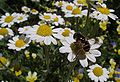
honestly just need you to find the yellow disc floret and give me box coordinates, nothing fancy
[0,57,7,68]
[77,0,86,4]
[43,15,51,19]
[0,28,8,36]
[4,16,14,23]
[62,29,70,37]
[66,5,73,10]
[58,1,63,6]
[31,9,37,12]
[99,21,108,31]
[72,8,81,15]
[15,39,26,48]
[37,24,52,36]
[97,7,110,15]
[93,67,103,77]
[18,16,23,20]
[54,17,59,22]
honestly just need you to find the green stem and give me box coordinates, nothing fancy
[76,17,79,32]
[23,0,27,5]
[44,46,50,74]
[84,68,90,82]
[84,0,91,28]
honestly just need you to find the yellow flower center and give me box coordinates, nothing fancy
[15,70,22,76]
[93,67,103,77]
[31,9,37,12]
[99,21,108,31]
[18,16,23,20]
[0,57,7,67]
[72,8,81,15]
[54,17,59,22]
[58,2,63,6]
[62,29,70,37]
[97,7,110,15]
[43,15,51,19]
[24,8,29,11]
[26,73,37,82]
[37,24,52,36]
[66,5,73,11]
[15,39,26,48]
[0,28,8,36]
[74,77,79,82]
[27,77,37,82]
[77,0,86,4]
[4,16,14,23]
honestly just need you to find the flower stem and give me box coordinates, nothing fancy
[84,0,91,28]
[43,45,50,75]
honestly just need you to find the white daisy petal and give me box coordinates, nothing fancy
[59,46,71,53]
[67,53,76,62]
[89,50,101,57]
[90,44,101,49]
[52,28,63,32]
[79,58,88,67]
[44,37,51,45]
[86,53,96,62]
[108,13,118,20]
[88,39,95,45]
[50,36,57,45]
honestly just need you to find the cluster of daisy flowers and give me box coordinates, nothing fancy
[0,0,119,82]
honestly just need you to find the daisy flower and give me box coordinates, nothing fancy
[87,64,109,82]
[30,9,39,15]
[55,1,66,7]
[52,14,65,26]
[91,2,118,21]
[39,13,53,22]
[28,24,57,45]
[73,0,88,6]
[15,13,29,23]
[59,36,102,67]
[61,2,75,13]
[52,28,75,44]
[21,6,30,13]
[0,13,17,27]
[0,27,14,40]
[7,35,30,51]
[65,7,88,17]
[26,71,37,82]
[18,26,32,35]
